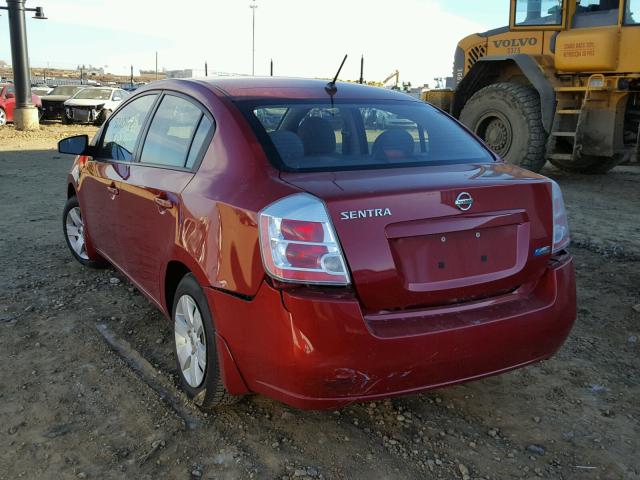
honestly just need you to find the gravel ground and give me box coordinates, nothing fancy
[0,124,638,480]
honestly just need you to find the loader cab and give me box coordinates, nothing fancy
[508,0,628,30]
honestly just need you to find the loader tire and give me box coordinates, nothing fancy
[549,153,625,174]
[460,82,547,172]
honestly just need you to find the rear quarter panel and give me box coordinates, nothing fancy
[170,83,297,297]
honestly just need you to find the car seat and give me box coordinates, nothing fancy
[269,130,304,164]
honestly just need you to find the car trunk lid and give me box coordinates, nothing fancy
[280,163,554,313]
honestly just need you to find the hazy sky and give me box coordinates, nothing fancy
[0,0,506,86]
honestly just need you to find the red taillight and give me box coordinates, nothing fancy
[285,243,328,269]
[280,219,324,242]
[259,194,350,286]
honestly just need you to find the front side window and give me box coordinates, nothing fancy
[244,100,493,172]
[515,0,564,26]
[140,95,210,168]
[98,94,158,161]
[625,0,640,23]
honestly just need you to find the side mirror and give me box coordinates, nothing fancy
[58,135,90,155]
[6,92,15,99]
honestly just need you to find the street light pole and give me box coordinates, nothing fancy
[250,0,257,75]
[2,0,45,130]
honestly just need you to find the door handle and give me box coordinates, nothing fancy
[154,196,173,209]
[107,184,119,196]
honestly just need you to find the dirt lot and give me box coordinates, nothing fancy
[0,124,638,480]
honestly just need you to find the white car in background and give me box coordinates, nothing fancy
[63,87,128,125]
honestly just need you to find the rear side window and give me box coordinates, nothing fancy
[186,116,213,169]
[140,95,211,169]
[98,94,158,161]
[243,100,493,172]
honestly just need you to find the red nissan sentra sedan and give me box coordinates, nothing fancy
[57,78,576,410]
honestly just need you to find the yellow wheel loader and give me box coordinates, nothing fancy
[424,0,640,173]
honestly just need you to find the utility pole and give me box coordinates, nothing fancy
[250,0,257,75]
[130,65,133,89]
[80,64,85,85]
[155,51,158,81]
[359,55,364,84]
[204,61,208,77]
[1,0,47,130]
[270,59,273,77]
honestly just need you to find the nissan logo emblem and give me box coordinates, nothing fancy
[455,192,473,211]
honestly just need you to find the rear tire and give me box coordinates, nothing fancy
[0,107,6,126]
[172,274,239,409]
[549,153,625,174]
[460,82,547,172]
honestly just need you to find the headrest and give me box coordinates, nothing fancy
[371,129,415,161]
[297,116,337,155]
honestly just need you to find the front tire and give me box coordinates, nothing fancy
[0,107,6,126]
[172,274,239,409]
[62,196,105,268]
[460,82,547,172]
[95,109,112,126]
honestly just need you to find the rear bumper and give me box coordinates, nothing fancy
[207,254,576,410]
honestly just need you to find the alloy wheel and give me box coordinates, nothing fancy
[65,206,89,260]
[174,294,207,388]
[0,108,6,126]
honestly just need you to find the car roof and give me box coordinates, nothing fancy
[143,77,420,102]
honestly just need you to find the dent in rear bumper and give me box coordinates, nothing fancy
[207,255,576,409]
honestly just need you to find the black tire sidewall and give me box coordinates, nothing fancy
[549,154,623,174]
[171,274,221,407]
[460,83,546,172]
[96,109,112,126]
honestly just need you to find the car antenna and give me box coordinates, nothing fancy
[325,54,348,98]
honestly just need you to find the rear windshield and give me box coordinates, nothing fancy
[238,99,494,172]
